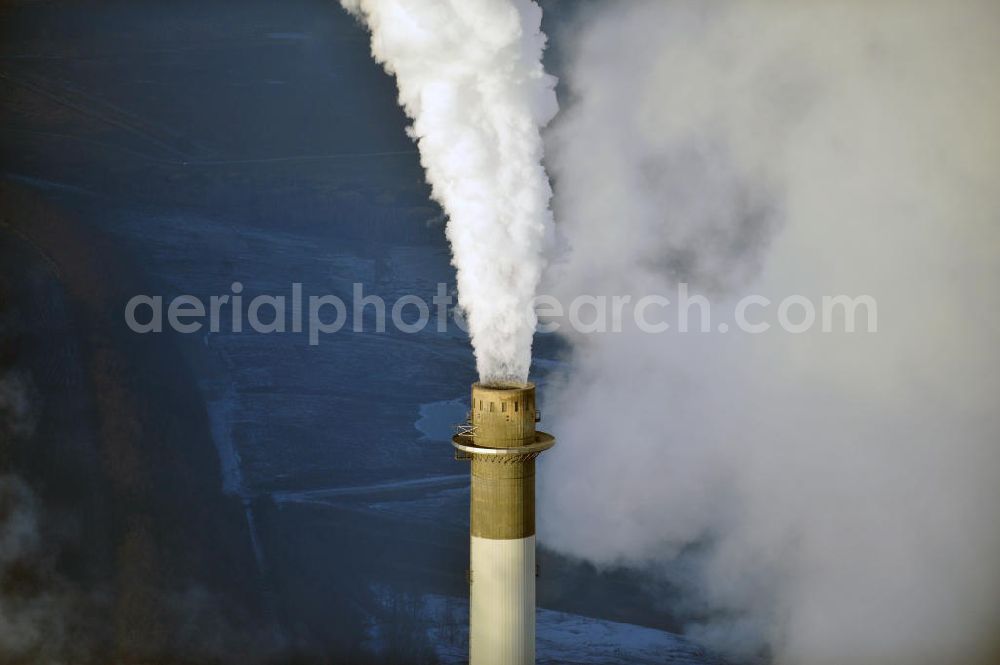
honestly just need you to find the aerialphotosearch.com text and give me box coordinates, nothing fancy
[124,282,878,344]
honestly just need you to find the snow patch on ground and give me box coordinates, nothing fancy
[415,398,467,442]
[364,588,727,665]
[201,382,244,496]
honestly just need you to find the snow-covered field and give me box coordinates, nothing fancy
[366,591,728,665]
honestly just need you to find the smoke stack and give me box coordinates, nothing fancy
[453,381,555,665]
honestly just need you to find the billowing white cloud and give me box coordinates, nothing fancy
[539,2,1000,663]
[342,0,558,384]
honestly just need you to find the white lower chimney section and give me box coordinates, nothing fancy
[470,535,536,665]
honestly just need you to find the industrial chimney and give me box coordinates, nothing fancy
[452,381,555,665]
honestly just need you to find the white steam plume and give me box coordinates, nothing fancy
[540,2,1000,664]
[340,0,558,384]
